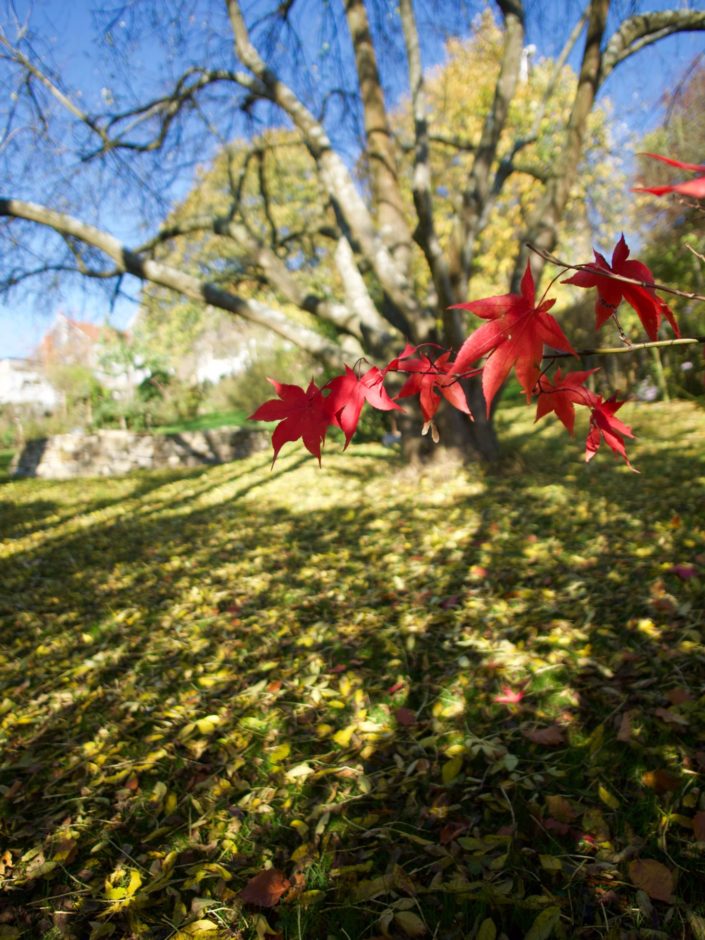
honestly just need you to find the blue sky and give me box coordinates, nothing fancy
[1,0,703,359]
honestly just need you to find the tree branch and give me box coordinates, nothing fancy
[225,0,424,337]
[343,0,412,270]
[529,243,705,303]
[399,0,452,312]
[601,11,705,84]
[0,197,348,367]
[450,0,526,306]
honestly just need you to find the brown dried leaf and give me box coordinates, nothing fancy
[642,769,680,794]
[665,687,692,706]
[240,869,291,908]
[616,710,635,743]
[545,795,577,823]
[523,725,566,746]
[693,811,705,842]
[653,707,688,727]
[628,859,674,902]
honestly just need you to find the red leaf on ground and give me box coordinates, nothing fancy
[395,707,417,727]
[669,564,698,580]
[240,868,291,907]
[493,685,525,705]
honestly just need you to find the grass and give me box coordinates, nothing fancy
[154,409,248,435]
[0,449,13,480]
[0,401,704,939]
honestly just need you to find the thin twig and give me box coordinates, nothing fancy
[546,337,705,358]
[528,243,705,303]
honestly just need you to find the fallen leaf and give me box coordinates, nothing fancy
[669,564,697,580]
[240,869,290,908]
[642,770,680,794]
[395,707,417,727]
[693,812,705,842]
[493,685,525,705]
[545,795,577,823]
[525,905,561,940]
[523,725,565,746]
[476,919,497,940]
[616,710,635,743]
[598,785,620,810]
[393,910,427,937]
[665,687,692,706]
[653,707,688,727]
[628,859,674,902]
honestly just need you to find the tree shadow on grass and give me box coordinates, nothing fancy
[0,438,704,938]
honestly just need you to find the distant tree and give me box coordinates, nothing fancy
[1,1,704,459]
[634,62,705,399]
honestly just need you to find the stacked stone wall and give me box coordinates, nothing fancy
[11,427,268,479]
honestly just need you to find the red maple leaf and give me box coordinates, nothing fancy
[493,685,525,705]
[633,153,705,199]
[452,262,576,415]
[395,350,474,423]
[534,368,598,434]
[586,395,637,470]
[563,235,679,341]
[240,868,291,907]
[325,365,402,448]
[249,378,332,465]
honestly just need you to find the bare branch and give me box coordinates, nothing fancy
[0,197,347,366]
[548,336,705,359]
[225,0,424,335]
[601,11,705,84]
[449,0,526,307]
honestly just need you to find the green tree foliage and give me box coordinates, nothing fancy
[635,64,705,399]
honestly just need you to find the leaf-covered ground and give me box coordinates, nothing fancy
[1,402,704,940]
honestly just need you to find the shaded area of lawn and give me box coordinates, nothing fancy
[0,402,704,939]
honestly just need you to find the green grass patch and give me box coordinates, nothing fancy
[154,408,248,434]
[0,402,704,938]
[0,449,13,480]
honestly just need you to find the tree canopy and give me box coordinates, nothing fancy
[1,0,704,458]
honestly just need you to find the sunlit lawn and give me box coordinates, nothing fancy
[0,402,704,939]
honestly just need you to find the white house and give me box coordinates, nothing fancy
[0,358,59,409]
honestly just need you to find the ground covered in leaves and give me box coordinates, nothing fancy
[1,402,704,940]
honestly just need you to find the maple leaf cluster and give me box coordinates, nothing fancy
[251,229,684,472]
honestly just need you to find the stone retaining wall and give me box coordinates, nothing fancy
[11,427,269,479]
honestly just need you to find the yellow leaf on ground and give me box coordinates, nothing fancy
[476,919,497,940]
[442,756,462,784]
[598,785,620,809]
